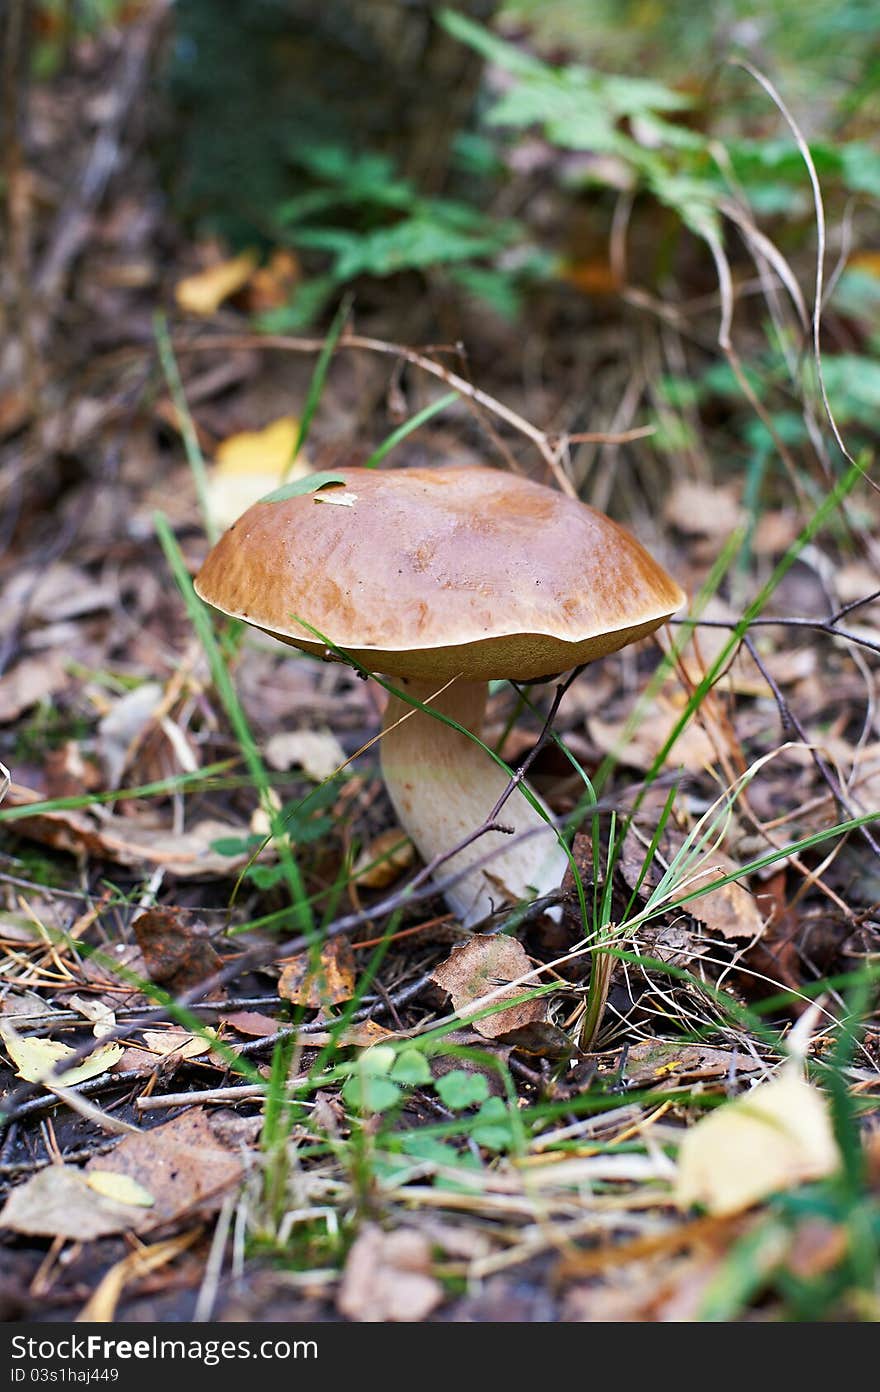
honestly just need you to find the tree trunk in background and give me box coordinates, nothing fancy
[167,0,498,240]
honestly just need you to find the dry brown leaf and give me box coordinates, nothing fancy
[132,908,223,993]
[278,937,356,1008]
[683,855,765,941]
[304,1019,396,1049]
[0,1165,146,1240]
[337,1224,442,1322]
[590,699,719,773]
[3,783,253,877]
[0,652,69,724]
[83,1109,244,1231]
[599,1039,765,1087]
[244,248,300,311]
[353,827,416,889]
[431,935,546,1039]
[676,1069,840,1216]
[663,480,744,538]
[264,728,346,782]
[221,1009,281,1038]
[174,249,258,315]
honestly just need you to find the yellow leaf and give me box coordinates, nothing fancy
[140,1029,214,1060]
[207,416,311,528]
[675,1069,840,1216]
[86,1171,155,1207]
[174,250,258,316]
[0,1028,123,1086]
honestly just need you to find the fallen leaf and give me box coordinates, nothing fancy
[675,1069,840,1216]
[174,249,258,315]
[86,1171,155,1207]
[67,993,117,1039]
[684,859,766,941]
[83,1109,244,1230]
[221,1009,281,1038]
[0,1166,146,1240]
[2,782,254,877]
[590,699,719,773]
[77,1230,198,1323]
[140,1028,214,1060]
[352,827,416,889]
[278,937,356,1008]
[207,415,311,529]
[0,1028,123,1086]
[0,652,69,724]
[663,480,744,538]
[337,1224,443,1322]
[264,728,347,782]
[597,1039,765,1086]
[96,682,163,786]
[244,248,301,312]
[304,1019,396,1049]
[132,908,223,994]
[431,935,546,1039]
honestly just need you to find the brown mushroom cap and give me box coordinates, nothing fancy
[194,465,686,682]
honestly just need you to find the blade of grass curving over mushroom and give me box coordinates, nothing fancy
[283,292,353,478]
[155,511,314,938]
[362,390,459,469]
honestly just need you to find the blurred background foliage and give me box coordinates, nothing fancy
[20,0,880,495]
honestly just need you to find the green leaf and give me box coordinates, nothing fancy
[471,1096,515,1151]
[259,473,347,504]
[341,1073,401,1114]
[434,1069,490,1111]
[390,1050,433,1086]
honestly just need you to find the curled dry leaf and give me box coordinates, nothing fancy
[174,249,258,315]
[0,651,69,724]
[353,827,416,890]
[675,1069,840,1216]
[3,782,253,878]
[278,936,356,1009]
[337,1223,443,1323]
[598,1039,765,1087]
[132,908,223,994]
[431,934,546,1040]
[304,1019,396,1049]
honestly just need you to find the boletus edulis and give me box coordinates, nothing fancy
[194,466,685,927]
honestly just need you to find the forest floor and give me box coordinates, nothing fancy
[1,10,878,1324]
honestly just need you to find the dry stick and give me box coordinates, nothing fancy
[671,611,880,661]
[172,333,653,495]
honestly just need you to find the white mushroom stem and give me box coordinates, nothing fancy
[379,678,568,928]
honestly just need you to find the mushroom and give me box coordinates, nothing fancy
[194,466,685,927]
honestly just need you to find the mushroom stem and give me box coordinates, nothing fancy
[379,678,567,928]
